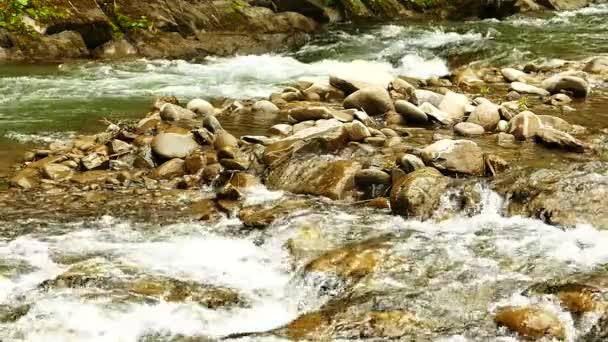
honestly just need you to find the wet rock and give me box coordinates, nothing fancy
[345,121,371,142]
[193,128,215,145]
[584,56,608,74]
[160,103,197,121]
[420,139,485,176]
[496,120,509,132]
[109,139,132,155]
[467,101,500,131]
[10,168,40,189]
[190,199,221,221]
[535,127,588,152]
[343,87,395,116]
[413,89,444,107]
[220,157,250,171]
[42,164,73,181]
[0,304,30,323]
[582,313,608,341]
[364,137,386,146]
[399,154,425,173]
[454,122,485,137]
[288,106,333,122]
[484,153,509,176]
[268,124,292,136]
[92,38,137,59]
[152,158,185,179]
[203,115,223,133]
[542,75,590,97]
[390,167,449,219]
[152,133,199,159]
[438,91,469,122]
[214,131,239,159]
[329,71,392,95]
[71,170,113,185]
[228,172,259,190]
[252,100,279,114]
[81,152,109,170]
[184,151,206,174]
[240,200,311,228]
[508,111,543,140]
[501,67,535,83]
[526,282,603,315]
[496,161,608,227]
[510,82,550,96]
[394,100,428,124]
[419,102,452,125]
[186,99,215,116]
[499,101,520,121]
[265,157,360,200]
[355,168,391,186]
[538,115,584,135]
[496,132,516,146]
[495,306,565,340]
[547,93,572,106]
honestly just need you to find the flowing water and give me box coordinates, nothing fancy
[1,4,608,341]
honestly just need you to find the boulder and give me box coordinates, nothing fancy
[535,127,588,152]
[42,164,73,181]
[508,111,543,140]
[420,139,485,175]
[584,56,608,74]
[152,133,199,159]
[438,91,469,122]
[214,131,239,159]
[510,82,550,96]
[160,103,197,121]
[265,157,360,200]
[10,168,40,190]
[268,124,292,136]
[418,102,452,125]
[538,115,583,135]
[541,75,590,97]
[413,89,444,107]
[399,154,425,173]
[345,121,371,142]
[92,39,137,59]
[467,101,500,130]
[81,152,108,170]
[288,106,333,122]
[496,120,509,132]
[355,169,391,186]
[454,122,485,137]
[252,100,279,114]
[547,93,572,106]
[501,67,535,83]
[394,100,428,124]
[343,87,395,116]
[203,115,223,133]
[152,158,185,179]
[495,306,565,340]
[329,67,393,95]
[186,99,215,116]
[390,167,449,219]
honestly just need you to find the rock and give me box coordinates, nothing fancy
[495,306,565,340]
[547,93,572,106]
[484,154,509,176]
[42,164,73,181]
[438,91,469,122]
[345,121,371,142]
[228,172,259,190]
[413,89,444,107]
[10,168,40,189]
[541,75,590,97]
[367,197,391,209]
[584,56,608,74]
[454,122,485,137]
[501,68,535,83]
[582,313,608,341]
[252,100,279,114]
[186,99,215,116]
[265,157,360,200]
[160,103,197,121]
[418,102,452,125]
[496,161,608,228]
[269,124,292,136]
[510,82,550,96]
[526,282,603,315]
[152,158,185,179]
[190,199,220,221]
[343,87,395,116]
[380,128,398,137]
[193,128,215,145]
[184,152,207,174]
[81,152,108,170]
[499,101,520,120]
[329,68,393,95]
[288,106,333,122]
[92,38,137,59]
[220,157,250,171]
[355,169,391,186]
[508,111,543,140]
[203,115,223,133]
[420,139,485,176]
[399,154,425,173]
[535,127,588,152]
[240,200,310,228]
[109,139,132,155]
[467,102,500,130]
[538,115,582,135]
[496,120,509,132]
[496,132,516,146]
[390,167,449,219]
[214,131,239,159]
[394,100,428,124]
[389,78,416,98]
[152,133,199,159]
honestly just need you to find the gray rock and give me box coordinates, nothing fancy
[547,93,572,106]
[438,91,469,122]
[541,75,590,97]
[496,132,516,146]
[81,153,109,170]
[160,103,197,121]
[535,127,588,152]
[420,139,485,175]
[203,115,223,133]
[496,120,509,133]
[187,99,215,116]
[293,121,315,133]
[467,101,500,131]
[419,102,452,126]
[584,56,608,74]
[501,68,535,83]
[399,154,425,173]
[394,100,428,124]
[508,111,543,140]
[454,122,485,137]
[110,139,132,155]
[152,133,199,159]
[354,168,391,186]
[413,89,444,107]
[343,87,395,116]
[345,121,371,142]
[252,100,279,114]
[499,101,520,120]
[510,82,550,96]
[390,167,449,219]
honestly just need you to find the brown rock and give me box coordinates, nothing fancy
[495,306,565,340]
[390,167,449,219]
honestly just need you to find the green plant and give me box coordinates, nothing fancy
[517,96,529,111]
[0,0,66,33]
[479,86,490,96]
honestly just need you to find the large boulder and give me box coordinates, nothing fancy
[420,139,485,176]
[467,101,500,131]
[541,75,590,97]
[390,167,449,219]
[152,132,199,159]
[507,111,543,140]
[343,87,395,116]
[265,156,361,200]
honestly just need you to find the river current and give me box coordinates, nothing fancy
[1,4,608,341]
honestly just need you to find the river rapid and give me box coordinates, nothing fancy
[1,4,608,342]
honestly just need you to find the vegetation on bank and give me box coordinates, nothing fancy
[0,0,66,32]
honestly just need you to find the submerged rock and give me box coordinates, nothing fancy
[542,74,590,97]
[495,306,565,340]
[454,122,485,137]
[390,167,449,219]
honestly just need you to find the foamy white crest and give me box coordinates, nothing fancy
[557,3,608,17]
[4,131,76,144]
[408,29,486,48]
[398,54,450,79]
